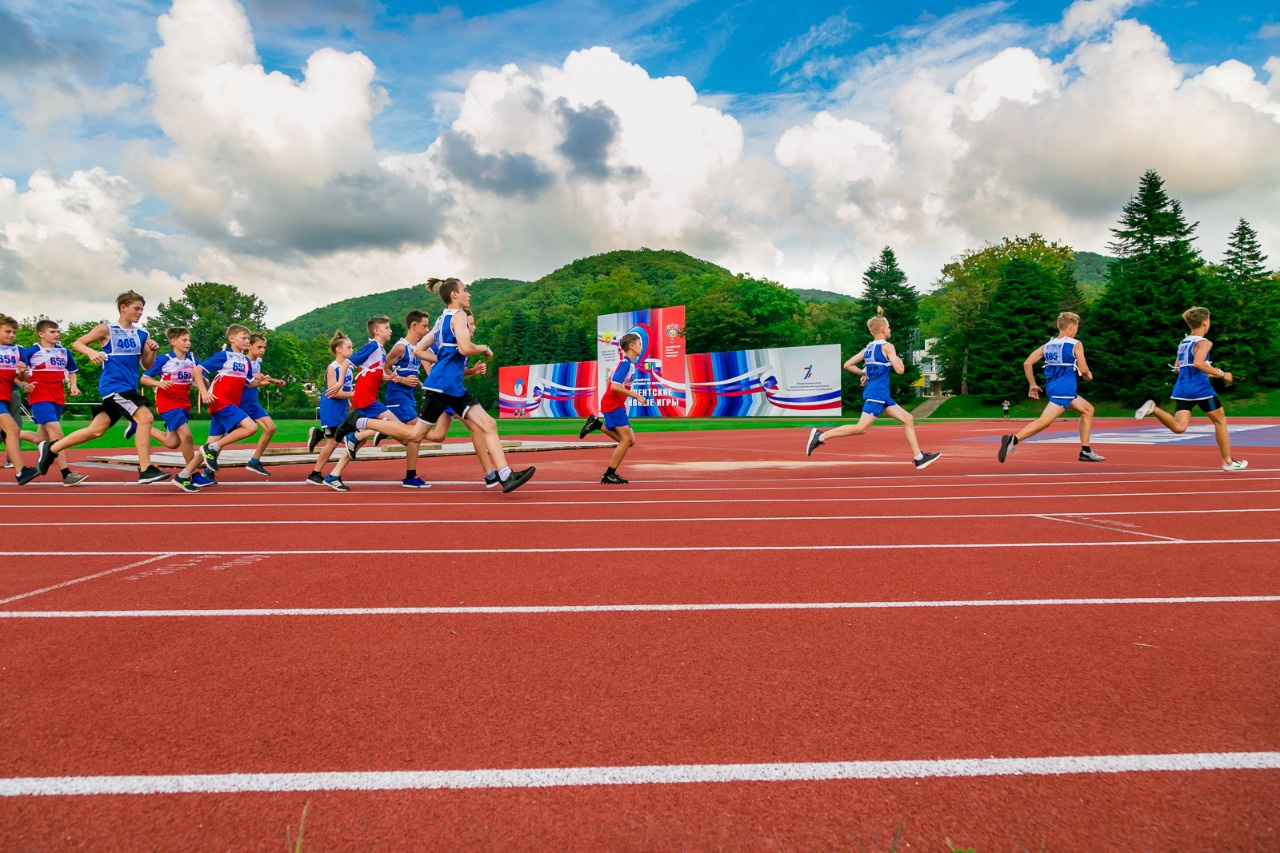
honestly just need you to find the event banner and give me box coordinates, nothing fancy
[497,361,597,418]
[596,306,687,418]
[685,344,843,417]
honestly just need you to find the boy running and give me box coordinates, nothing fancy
[242,333,287,476]
[1,315,36,483]
[306,331,357,492]
[805,309,941,469]
[1135,306,1247,472]
[579,332,645,484]
[35,290,169,484]
[173,324,259,491]
[382,310,431,488]
[997,312,1102,464]
[142,327,204,490]
[20,320,87,486]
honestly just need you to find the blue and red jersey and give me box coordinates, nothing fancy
[199,350,253,413]
[0,344,24,402]
[349,340,386,409]
[21,345,78,406]
[146,351,198,413]
[600,355,636,413]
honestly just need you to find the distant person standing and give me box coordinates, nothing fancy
[1002,399,1011,419]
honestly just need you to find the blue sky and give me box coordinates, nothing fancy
[1,0,1277,324]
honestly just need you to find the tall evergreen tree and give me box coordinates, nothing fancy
[1090,170,1206,403]
[1215,218,1280,389]
[965,259,1062,402]
[859,247,920,401]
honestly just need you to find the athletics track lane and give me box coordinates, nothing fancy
[1,421,1277,848]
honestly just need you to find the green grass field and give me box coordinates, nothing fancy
[10,389,1276,451]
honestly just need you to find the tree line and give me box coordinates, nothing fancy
[10,170,1275,417]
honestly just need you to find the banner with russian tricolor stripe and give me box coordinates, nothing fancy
[497,361,597,418]
[685,344,842,417]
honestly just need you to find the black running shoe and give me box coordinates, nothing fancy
[171,476,200,493]
[805,428,823,457]
[16,466,39,486]
[998,434,1015,463]
[334,410,360,440]
[913,451,942,470]
[306,427,322,454]
[305,471,325,486]
[501,466,536,493]
[373,431,388,447]
[61,472,89,487]
[200,442,220,471]
[579,414,601,439]
[601,472,629,485]
[138,466,171,484]
[36,440,56,476]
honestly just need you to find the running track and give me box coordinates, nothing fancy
[1,419,1277,848]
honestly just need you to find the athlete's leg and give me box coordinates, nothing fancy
[1068,397,1095,446]
[883,404,921,457]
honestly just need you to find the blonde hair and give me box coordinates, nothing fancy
[1182,306,1211,329]
[328,329,351,354]
[226,323,250,338]
[116,290,145,310]
[866,305,888,334]
[1056,312,1080,332]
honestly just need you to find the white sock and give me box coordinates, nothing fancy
[913,453,923,461]
[356,417,368,430]
[498,465,512,481]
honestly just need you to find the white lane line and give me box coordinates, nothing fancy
[2,487,1279,511]
[2,752,1276,796]
[4,538,1280,558]
[1034,515,1186,542]
[3,596,1277,619]
[0,555,176,606]
[2,507,1275,528]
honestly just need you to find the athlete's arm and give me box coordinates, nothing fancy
[842,350,866,376]
[1192,339,1231,382]
[1023,346,1045,398]
[1074,343,1093,381]
[71,323,110,365]
[453,312,491,358]
[883,342,905,374]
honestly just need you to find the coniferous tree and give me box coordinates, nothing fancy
[1216,219,1280,389]
[965,259,1062,402]
[859,247,921,401]
[1089,170,1206,403]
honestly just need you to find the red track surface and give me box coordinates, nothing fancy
[2,419,1277,849]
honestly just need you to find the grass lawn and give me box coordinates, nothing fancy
[11,388,1276,451]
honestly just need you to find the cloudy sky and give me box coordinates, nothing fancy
[1,0,1277,326]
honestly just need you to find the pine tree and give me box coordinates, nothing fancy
[1090,170,1205,403]
[860,247,921,401]
[966,259,1062,402]
[1216,219,1280,389]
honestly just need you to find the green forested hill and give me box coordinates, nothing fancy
[792,288,856,303]
[276,277,529,341]
[1071,250,1110,300]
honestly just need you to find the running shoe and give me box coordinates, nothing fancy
[192,471,217,488]
[601,472,629,485]
[138,466,171,484]
[306,427,322,454]
[501,466,536,493]
[324,475,350,492]
[200,442,220,471]
[1134,400,1156,420]
[805,428,823,457]
[1222,460,1249,472]
[579,414,602,439]
[36,440,56,476]
[373,432,388,447]
[344,433,364,461]
[123,420,137,440]
[1079,449,1106,462]
[334,410,360,440]
[998,434,1016,463]
[172,475,200,493]
[16,466,39,486]
[484,472,500,489]
[402,476,430,489]
[246,459,271,477]
[61,472,89,487]
[913,451,942,470]
[305,471,325,486]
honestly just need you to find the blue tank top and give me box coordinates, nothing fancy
[318,361,353,427]
[1042,336,1079,399]
[424,310,467,396]
[862,340,892,403]
[99,324,148,395]
[384,337,422,407]
[1172,335,1215,400]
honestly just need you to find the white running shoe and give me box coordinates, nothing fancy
[1135,400,1156,420]
[1222,460,1248,472]
[1078,449,1106,462]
